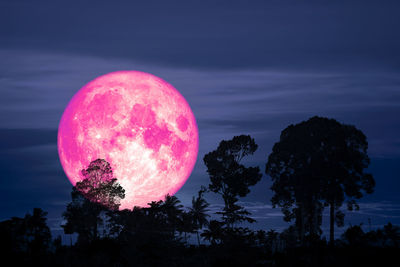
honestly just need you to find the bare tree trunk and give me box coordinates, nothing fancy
[329,202,334,246]
[197,231,201,246]
[313,202,318,236]
[299,203,305,246]
[94,220,98,241]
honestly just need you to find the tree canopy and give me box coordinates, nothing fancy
[62,159,125,244]
[204,135,262,228]
[266,116,375,244]
[76,158,125,210]
[0,208,51,255]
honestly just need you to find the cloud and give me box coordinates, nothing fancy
[2,50,400,159]
[0,129,57,150]
[1,48,400,234]
[1,1,399,70]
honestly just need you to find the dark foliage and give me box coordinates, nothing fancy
[189,187,210,245]
[76,158,125,210]
[62,158,125,245]
[0,208,52,265]
[266,116,375,244]
[1,118,398,266]
[204,135,262,228]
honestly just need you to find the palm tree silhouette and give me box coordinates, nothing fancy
[383,223,400,247]
[201,220,224,246]
[189,189,210,246]
[161,194,183,231]
[177,211,195,243]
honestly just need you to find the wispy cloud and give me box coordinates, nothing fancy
[1,49,400,158]
[1,49,400,233]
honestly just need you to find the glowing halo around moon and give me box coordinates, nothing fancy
[58,71,199,209]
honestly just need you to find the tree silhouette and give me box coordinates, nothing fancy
[188,187,210,245]
[201,220,224,245]
[279,225,298,249]
[177,211,195,243]
[0,208,51,255]
[24,208,52,255]
[114,206,164,247]
[266,116,375,245]
[62,187,104,244]
[161,194,184,232]
[253,230,267,247]
[112,207,147,245]
[341,224,365,247]
[341,222,400,248]
[204,135,262,228]
[266,229,279,252]
[76,159,125,210]
[62,159,125,245]
[382,222,400,247]
[113,195,186,249]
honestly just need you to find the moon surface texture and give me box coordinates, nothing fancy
[58,71,198,209]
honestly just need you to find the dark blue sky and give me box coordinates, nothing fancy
[1,0,400,237]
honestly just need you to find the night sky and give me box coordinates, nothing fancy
[1,0,400,238]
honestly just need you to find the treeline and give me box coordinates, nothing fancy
[1,206,399,266]
[0,116,399,266]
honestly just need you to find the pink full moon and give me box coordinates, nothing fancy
[58,71,199,209]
